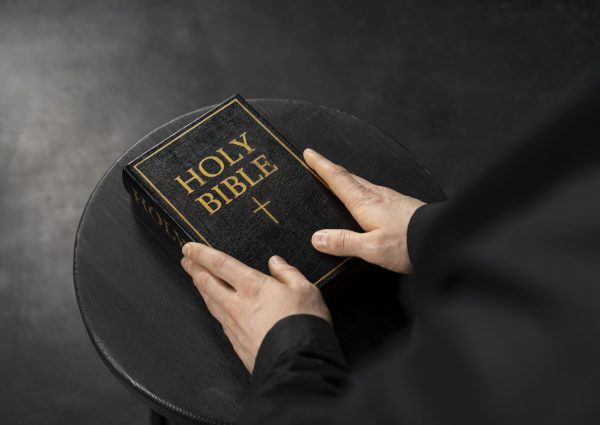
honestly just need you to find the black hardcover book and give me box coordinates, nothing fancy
[123,95,365,292]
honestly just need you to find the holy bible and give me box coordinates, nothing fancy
[123,95,364,292]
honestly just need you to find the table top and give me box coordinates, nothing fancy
[74,99,446,424]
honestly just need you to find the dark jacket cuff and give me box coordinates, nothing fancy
[407,202,447,270]
[252,314,345,384]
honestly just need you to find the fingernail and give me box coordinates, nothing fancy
[182,243,191,256]
[270,255,285,265]
[312,231,328,248]
[181,257,188,269]
[304,148,317,157]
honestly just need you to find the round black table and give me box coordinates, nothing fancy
[74,99,445,425]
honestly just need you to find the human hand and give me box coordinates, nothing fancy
[181,242,330,373]
[303,148,425,274]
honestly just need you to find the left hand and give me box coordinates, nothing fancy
[181,242,331,373]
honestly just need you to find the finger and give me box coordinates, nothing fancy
[268,255,308,286]
[181,258,232,325]
[311,228,372,257]
[181,257,234,303]
[182,242,270,293]
[349,172,377,189]
[303,148,367,210]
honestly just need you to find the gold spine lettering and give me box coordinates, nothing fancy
[164,220,187,247]
[163,219,176,240]
[148,206,163,225]
[132,188,149,212]
[131,187,189,248]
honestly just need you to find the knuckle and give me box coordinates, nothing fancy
[354,187,381,208]
[366,233,387,256]
[213,254,229,274]
[256,274,271,290]
[278,266,303,284]
[240,270,259,287]
[330,164,349,177]
[240,271,264,297]
[279,265,299,274]
[194,272,211,293]
[334,231,347,250]
[370,232,385,248]
[295,280,317,296]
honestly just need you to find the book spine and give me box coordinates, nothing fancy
[319,259,369,296]
[122,166,193,252]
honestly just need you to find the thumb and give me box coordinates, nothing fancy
[311,229,369,258]
[268,255,307,285]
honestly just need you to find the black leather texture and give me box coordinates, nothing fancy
[124,95,363,289]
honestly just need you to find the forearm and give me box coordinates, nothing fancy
[240,314,352,425]
[239,202,450,425]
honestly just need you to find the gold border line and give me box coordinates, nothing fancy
[132,100,239,246]
[235,101,329,187]
[314,256,352,285]
[135,99,238,168]
[132,168,212,246]
[133,98,350,284]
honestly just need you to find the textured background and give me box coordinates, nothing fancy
[1,1,599,424]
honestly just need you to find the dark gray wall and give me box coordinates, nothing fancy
[1,1,598,424]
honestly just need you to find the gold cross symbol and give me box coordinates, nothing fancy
[251,197,279,224]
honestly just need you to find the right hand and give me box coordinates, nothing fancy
[303,148,426,274]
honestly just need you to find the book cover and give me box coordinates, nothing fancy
[123,95,364,292]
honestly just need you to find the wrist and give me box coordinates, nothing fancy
[252,314,345,383]
[406,201,447,270]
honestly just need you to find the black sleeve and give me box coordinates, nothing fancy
[239,202,449,424]
[240,163,600,425]
[240,314,352,425]
[238,82,600,425]
[406,201,447,270]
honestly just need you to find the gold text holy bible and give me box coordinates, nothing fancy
[123,95,364,292]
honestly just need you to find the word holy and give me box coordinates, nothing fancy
[131,187,188,247]
[174,132,278,215]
